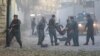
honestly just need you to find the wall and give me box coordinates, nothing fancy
[0,0,7,45]
[0,0,7,35]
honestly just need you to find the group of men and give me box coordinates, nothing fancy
[36,14,95,47]
[5,14,95,48]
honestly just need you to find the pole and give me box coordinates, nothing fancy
[6,0,11,46]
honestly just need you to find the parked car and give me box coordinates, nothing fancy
[76,13,98,35]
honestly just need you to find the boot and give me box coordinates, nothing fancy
[55,43,59,46]
[84,43,88,45]
[92,42,95,45]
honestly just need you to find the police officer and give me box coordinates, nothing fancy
[65,18,71,46]
[84,14,95,45]
[31,18,36,35]
[70,16,79,46]
[48,15,59,46]
[5,15,22,48]
[37,17,46,46]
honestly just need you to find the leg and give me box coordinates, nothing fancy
[53,31,59,45]
[37,37,41,45]
[15,31,22,48]
[32,29,34,35]
[65,37,72,46]
[72,35,76,46]
[72,33,79,46]
[6,32,14,47]
[69,41,71,45]
[86,35,90,44]
[70,33,75,46]
[49,32,54,46]
[65,33,72,46]
[37,31,41,45]
[40,31,45,45]
[65,39,68,46]
[40,31,46,47]
[74,37,79,46]
[32,26,35,35]
[32,27,35,35]
[90,34,95,45]
[76,37,79,46]
[75,33,79,46]
[84,33,90,45]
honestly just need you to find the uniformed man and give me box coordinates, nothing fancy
[5,15,22,48]
[31,18,36,35]
[48,15,59,46]
[37,17,46,46]
[84,14,95,45]
[70,16,79,46]
[65,18,71,46]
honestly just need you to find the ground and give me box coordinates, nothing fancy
[0,30,100,56]
[0,48,100,56]
[5,30,100,51]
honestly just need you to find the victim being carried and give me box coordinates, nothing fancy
[55,23,67,35]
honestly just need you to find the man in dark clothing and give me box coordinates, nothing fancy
[69,16,79,46]
[84,14,95,45]
[72,20,79,46]
[31,18,36,35]
[48,15,59,46]
[65,19,71,46]
[37,17,46,46]
[5,15,22,48]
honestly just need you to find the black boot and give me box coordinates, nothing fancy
[92,42,95,45]
[84,43,88,45]
[51,43,54,46]
[5,45,10,48]
[65,44,68,46]
[55,43,59,46]
[41,44,48,48]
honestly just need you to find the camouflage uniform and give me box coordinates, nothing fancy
[84,15,94,45]
[65,19,72,45]
[71,20,79,46]
[7,18,22,48]
[48,17,58,46]
[31,18,36,35]
[69,17,79,46]
[37,18,46,46]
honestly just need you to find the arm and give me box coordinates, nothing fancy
[9,20,14,29]
[46,24,49,31]
[85,21,88,31]
[13,20,21,27]
[16,20,21,26]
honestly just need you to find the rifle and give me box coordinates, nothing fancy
[9,27,13,33]
[8,24,16,33]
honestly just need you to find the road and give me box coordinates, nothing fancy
[7,30,100,51]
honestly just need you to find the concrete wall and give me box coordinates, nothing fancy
[0,0,6,45]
